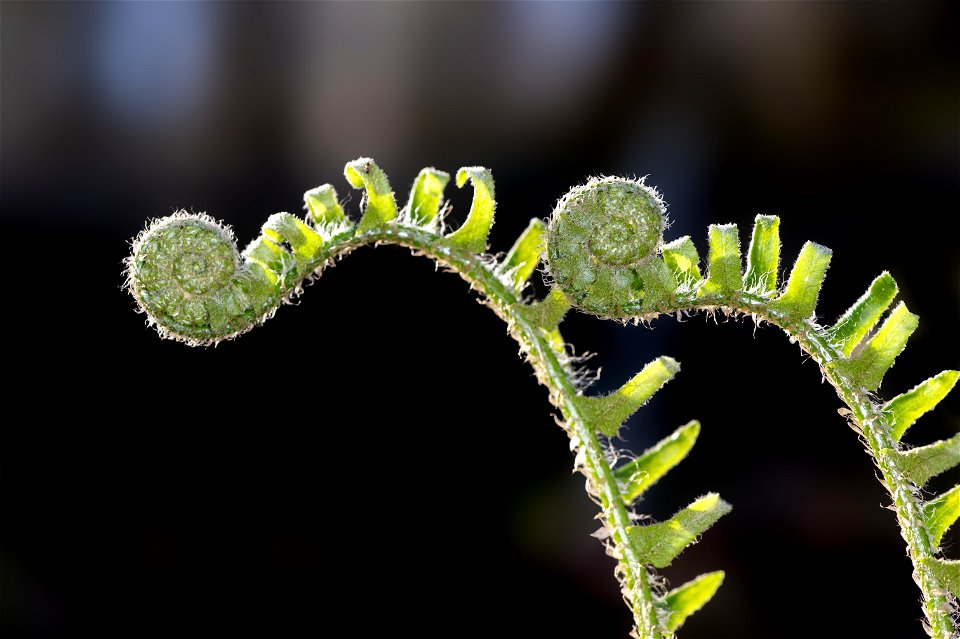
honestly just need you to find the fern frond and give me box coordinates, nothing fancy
[768,241,831,321]
[744,214,779,294]
[128,161,958,638]
[304,183,347,227]
[345,157,398,231]
[627,493,732,568]
[442,167,495,253]
[884,371,959,441]
[887,434,960,487]
[517,288,570,332]
[662,236,703,286]
[659,571,726,632]
[924,485,960,549]
[921,558,960,598]
[496,218,545,292]
[614,421,700,505]
[405,167,449,226]
[575,357,680,437]
[827,271,897,355]
[698,224,741,296]
[828,302,918,391]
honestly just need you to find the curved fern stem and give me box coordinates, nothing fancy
[127,160,958,638]
[614,256,957,636]
[640,292,957,638]
[129,215,668,635]
[313,225,666,638]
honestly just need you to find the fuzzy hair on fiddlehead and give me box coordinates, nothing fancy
[546,176,673,318]
[126,213,279,345]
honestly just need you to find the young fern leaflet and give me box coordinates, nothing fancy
[126,157,959,638]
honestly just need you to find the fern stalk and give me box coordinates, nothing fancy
[800,330,952,638]
[127,159,958,638]
[281,224,665,636]
[362,227,665,637]
[636,293,956,638]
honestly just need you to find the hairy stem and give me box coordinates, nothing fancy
[129,194,957,637]
[637,292,955,638]
[798,327,951,639]
[251,225,953,637]
[310,224,663,637]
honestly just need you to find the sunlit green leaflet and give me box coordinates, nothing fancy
[127,158,959,638]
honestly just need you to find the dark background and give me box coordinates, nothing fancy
[2,2,958,638]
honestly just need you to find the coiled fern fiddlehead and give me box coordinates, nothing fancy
[126,158,959,638]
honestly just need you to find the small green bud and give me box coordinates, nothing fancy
[127,213,278,345]
[546,177,667,317]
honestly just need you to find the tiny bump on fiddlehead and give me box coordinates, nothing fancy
[545,176,673,318]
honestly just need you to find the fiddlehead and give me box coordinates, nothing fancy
[127,213,270,344]
[126,159,958,638]
[547,178,960,637]
[128,175,354,345]
[546,176,671,317]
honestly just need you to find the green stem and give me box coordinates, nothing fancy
[131,174,955,637]
[308,225,663,638]
[638,292,954,639]
[302,226,951,637]
[797,328,952,639]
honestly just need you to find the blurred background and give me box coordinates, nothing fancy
[2,2,957,637]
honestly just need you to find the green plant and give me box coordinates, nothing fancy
[126,158,959,638]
